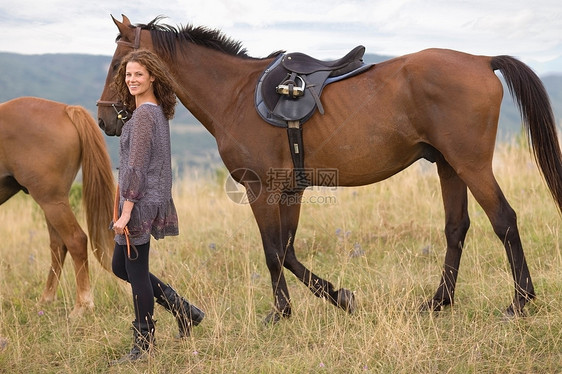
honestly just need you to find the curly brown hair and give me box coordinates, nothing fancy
[112,49,177,120]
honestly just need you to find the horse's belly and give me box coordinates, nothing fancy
[307,142,422,187]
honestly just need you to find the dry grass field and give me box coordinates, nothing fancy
[0,142,561,373]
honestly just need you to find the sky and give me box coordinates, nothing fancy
[1,0,562,75]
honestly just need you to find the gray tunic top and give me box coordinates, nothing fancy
[115,103,179,246]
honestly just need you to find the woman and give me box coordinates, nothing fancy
[110,49,204,365]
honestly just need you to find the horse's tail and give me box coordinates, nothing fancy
[65,105,115,270]
[491,56,562,214]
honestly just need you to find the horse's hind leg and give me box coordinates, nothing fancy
[40,220,68,304]
[41,201,93,317]
[421,157,470,312]
[464,169,534,315]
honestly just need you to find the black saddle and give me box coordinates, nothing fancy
[282,45,367,75]
[255,45,373,127]
[254,46,374,189]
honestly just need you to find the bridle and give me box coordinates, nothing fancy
[116,26,142,50]
[96,27,142,123]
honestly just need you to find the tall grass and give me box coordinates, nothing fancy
[0,142,561,373]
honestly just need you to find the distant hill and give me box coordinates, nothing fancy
[0,52,220,172]
[1,52,561,172]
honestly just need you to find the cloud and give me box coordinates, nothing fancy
[0,0,561,74]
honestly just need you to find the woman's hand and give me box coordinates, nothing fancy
[113,200,134,235]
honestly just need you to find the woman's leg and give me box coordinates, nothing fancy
[124,242,154,324]
[113,241,177,316]
[109,242,155,365]
[150,274,167,300]
[112,242,129,282]
[113,242,166,298]
[112,240,203,339]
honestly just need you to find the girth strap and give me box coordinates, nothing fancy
[286,121,309,189]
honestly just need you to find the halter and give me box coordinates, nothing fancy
[94,101,131,123]
[96,26,142,120]
[116,26,142,50]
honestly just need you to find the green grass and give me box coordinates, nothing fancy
[0,143,561,373]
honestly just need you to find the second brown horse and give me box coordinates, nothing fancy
[1,97,115,317]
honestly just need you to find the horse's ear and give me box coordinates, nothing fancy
[121,14,132,26]
[111,14,131,36]
[111,14,121,27]
[111,14,131,28]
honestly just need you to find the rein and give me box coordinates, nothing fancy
[113,185,138,260]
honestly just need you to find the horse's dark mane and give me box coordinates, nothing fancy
[128,16,283,60]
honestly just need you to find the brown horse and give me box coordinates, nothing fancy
[0,97,115,317]
[98,15,562,321]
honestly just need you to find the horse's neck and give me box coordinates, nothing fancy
[166,45,269,137]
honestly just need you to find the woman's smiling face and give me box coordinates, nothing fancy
[125,61,155,98]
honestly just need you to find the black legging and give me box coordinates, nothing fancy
[112,241,167,324]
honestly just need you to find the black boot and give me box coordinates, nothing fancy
[156,284,204,338]
[109,320,156,365]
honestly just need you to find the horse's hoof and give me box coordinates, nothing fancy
[0,337,8,351]
[263,311,281,325]
[503,304,526,319]
[337,288,356,314]
[263,308,290,325]
[419,299,444,313]
[69,302,94,319]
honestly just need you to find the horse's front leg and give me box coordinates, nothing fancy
[279,191,356,314]
[249,192,293,323]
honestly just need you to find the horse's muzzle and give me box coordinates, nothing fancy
[98,118,119,136]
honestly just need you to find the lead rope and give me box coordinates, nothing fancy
[113,185,138,260]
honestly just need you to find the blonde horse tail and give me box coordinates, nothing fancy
[65,105,115,270]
